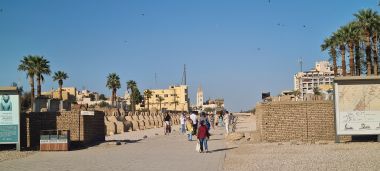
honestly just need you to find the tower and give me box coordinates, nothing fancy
[196,85,203,108]
[181,64,187,85]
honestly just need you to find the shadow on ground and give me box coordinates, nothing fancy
[209,147,237,153]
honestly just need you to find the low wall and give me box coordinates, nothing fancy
[256,101,350,142]
[21,110,105,149]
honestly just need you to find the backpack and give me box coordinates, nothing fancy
[205,119,211,130]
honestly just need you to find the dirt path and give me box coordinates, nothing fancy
[0,126,229,171]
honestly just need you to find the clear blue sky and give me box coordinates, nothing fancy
[0,0,378,111]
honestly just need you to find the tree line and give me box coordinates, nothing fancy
[321,9,380,76]
[18,55,68,109]
[17,55,161,112]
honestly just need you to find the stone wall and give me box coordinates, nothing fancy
[256,101,350,143]
[20,110,105,149]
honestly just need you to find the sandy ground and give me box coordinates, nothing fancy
[224,114,380,171]
[0,125,228,171]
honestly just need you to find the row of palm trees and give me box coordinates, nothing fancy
[18,55,69,106]
[106,73,170,111]
[321,9,380,76]
[106,73,145,110]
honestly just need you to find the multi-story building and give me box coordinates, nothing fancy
[294,61,340,99]
[41,87,77,102]
[144,85,190,112]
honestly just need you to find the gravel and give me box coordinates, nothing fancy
[0,150,36,162]
[224,142,380,171]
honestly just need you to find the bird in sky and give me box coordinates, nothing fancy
[140,13,145,16]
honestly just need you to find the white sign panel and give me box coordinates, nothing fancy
[335,81,380,135]
[81,111,94,116]
[0,94,20,143]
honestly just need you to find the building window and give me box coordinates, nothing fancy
[164,94,168,97]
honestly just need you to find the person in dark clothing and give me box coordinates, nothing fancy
[197,120,210,153]
[164,113,171,135]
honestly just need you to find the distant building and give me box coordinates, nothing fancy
[76,89,100,102]
[142,85,190,112]
[202,99,225,112]
[294,61,340,99]
[193,85,224,112]
[41,87,77,102]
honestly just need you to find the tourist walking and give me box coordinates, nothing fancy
[190,111,198,135]
[180,113,186,134]
[186,116,193,141]
[200,112,211,130]
[218,114,224,127]
[223,111,230,134]
[197,120,210,153]
[164,113,172,135]
[208,112,215,130]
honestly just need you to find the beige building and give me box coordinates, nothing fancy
[144,85,190,112]
[42,87,77,102]
[294,61,339,99]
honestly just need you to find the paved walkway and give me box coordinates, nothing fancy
[0,126,228,171]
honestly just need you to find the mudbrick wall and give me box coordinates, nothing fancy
[255,101,351,143]
[20,110,105,149]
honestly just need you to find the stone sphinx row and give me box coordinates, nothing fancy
[103,108,181,136]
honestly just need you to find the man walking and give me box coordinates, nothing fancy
[190,111,198,135]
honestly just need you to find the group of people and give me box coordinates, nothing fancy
[163,111,233,153]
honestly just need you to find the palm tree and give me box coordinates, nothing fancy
[52,71,69,100]
[342,22,362,76]
[173,100,179,112]
[321,36,338,76]
[334,30,347,76]
[31,56,51,97]
[371,15,380,75]
[354,38,363,75]
[106,73,121,107]
[354,9,379,75]
[156,96,164,111]
[18,55,37,105]
[144,89,153,112]
[127,80,137,111]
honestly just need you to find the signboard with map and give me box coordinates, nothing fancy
[0,87,20,150]
[334,77,380,135]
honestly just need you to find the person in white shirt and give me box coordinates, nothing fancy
[190,112,198,135]
[223,111,230,134]
[180,113,186,134]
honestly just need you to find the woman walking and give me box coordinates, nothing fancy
[186,116,193,141]
[197,120,210,153]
